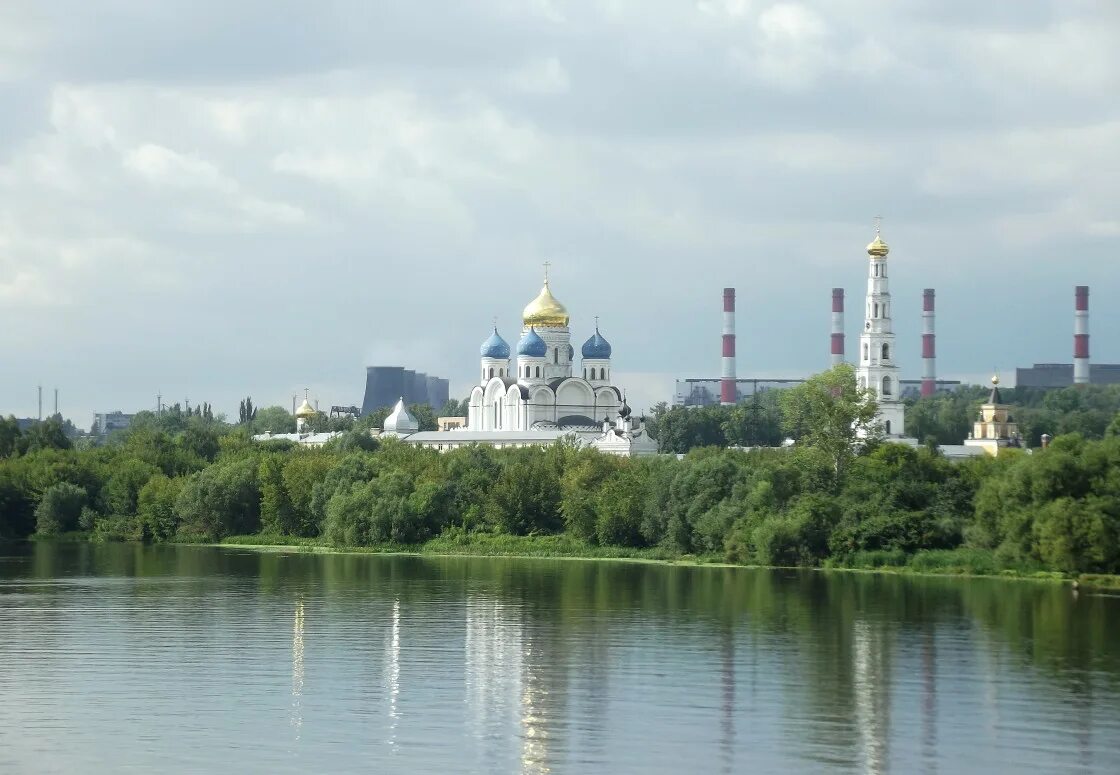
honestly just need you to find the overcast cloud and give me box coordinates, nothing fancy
[1,0,1117,425]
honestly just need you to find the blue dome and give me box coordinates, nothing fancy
[582,328,612,359]
[518,327,547,358]
[480,328,510,359]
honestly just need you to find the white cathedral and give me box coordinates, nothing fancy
[396,272,656,456]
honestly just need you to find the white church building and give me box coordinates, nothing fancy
[856,227,907,438]
[398,271,656,456]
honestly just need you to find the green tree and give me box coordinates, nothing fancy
[780,364,879,477]
[20,417,73,454]
[560,451,621,540]
[0,416,22,458]
[175,457,261,539]
[100,458,159,516]
[34,482,88,535]
[259,454,295,534]
[253,406,296,435]
[136,475,185,542]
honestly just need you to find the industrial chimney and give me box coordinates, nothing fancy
[721,288,736,405]
[1074,285,1089,385]
[921,289,936,397]
[831,288,845,367]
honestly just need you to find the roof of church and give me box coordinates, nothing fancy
[480,328,510,359]
[581,327,612,359]
[517,327,547,357]
[382,398,419,433]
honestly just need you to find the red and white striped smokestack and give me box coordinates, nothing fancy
[1074,285,1089,385]
[831,288,845,367]
[721,288,736,405]
[921,289,936,397]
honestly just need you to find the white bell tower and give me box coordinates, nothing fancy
[856,220,906,437]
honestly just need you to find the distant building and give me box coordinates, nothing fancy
[1014,363,1120,389]
[437,416,467,431]
[673,377,962,407]
[963,377,1023,457]
[361,367,450,415]
[92,411,134,436]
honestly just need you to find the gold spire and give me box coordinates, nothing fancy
[522,264,569,327]
[866,216,889,257]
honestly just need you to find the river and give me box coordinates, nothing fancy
[1,543,1118,773]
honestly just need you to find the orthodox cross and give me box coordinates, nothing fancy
[874,215,882,236]
[543,261,551,284]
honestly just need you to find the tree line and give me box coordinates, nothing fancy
[2,367,1119,575]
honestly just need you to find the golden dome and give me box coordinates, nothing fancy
[295,399,316,419]
[522,281,569,327]
[991,374,1000,386]
[866,233,890,257]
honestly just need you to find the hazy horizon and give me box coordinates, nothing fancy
[2,1,1117,428]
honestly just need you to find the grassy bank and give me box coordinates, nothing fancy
[210,533,1120,589]
[218,532,715,564]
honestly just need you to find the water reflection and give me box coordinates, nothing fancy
[2,544,1120,774]
[291,599,305,739]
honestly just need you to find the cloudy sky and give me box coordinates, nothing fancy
[1,1,1117,426]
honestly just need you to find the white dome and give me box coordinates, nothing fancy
[382,397,419,435]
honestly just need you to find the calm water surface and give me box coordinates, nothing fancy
[1,543,1119,774]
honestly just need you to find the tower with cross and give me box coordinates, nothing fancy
[855,218,906,437]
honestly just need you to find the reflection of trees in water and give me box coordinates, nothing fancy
[21,545,1119,770]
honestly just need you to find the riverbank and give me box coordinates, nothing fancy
[209,533,1120,590]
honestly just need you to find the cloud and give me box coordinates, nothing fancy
[0,0,1116,426]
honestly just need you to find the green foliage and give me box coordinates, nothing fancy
[780,364,879,476]
[253,406,296,435]
[137,475,185,542]
[175,457,261,540]
[3,389,1117,580]
[35,482,88,535]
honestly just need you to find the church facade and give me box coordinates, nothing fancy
[469,274,623,433]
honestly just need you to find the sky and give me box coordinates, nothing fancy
[1,1,1117,428]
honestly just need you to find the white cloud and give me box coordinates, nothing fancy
[505,57,570,95]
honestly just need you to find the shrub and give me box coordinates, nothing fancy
[34,482,88,535]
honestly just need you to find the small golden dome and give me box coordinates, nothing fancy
[991,374,1000,386]
[522,281,569,327]
[295,399,316,419]
[866,234,890,257]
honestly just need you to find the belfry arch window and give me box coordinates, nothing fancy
[881,344,890,361]
[882,376,892,397]
[873,303,879,318]
[862,343,869,362]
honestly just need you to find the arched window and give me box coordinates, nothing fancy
[873,303,879,318]
[524,366,530,378]
[881,344,889,361]
[882,376,892,396]
[862,343,869,362]
[884,420,891,435]
[592,367,598,380]
[488,367,494,379]
[554,348,559,364]
[535,366,541,378]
